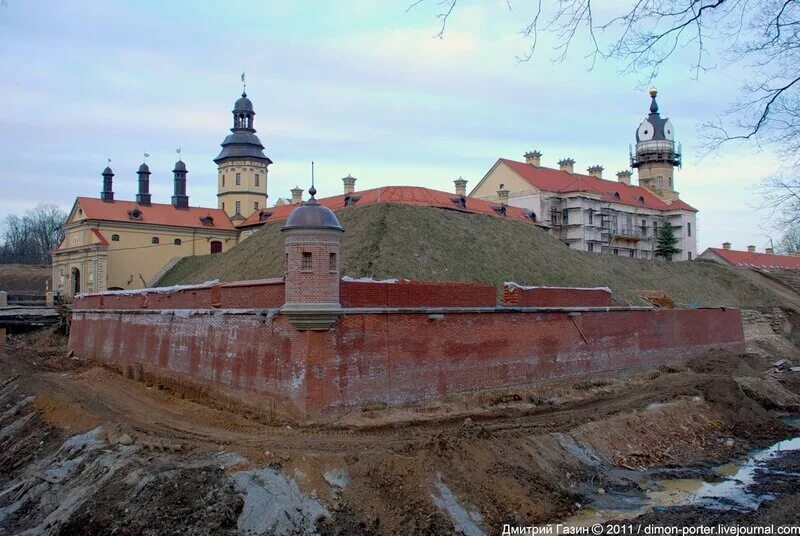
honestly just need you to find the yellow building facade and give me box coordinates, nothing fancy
[53,174,238,297]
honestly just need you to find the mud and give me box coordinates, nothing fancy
[0,309,799,535]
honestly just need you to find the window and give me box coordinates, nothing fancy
[329,252,337,272]
[687,222,692,237]
[301,252,313,271]
[613,248,619,255]
[173,238,182,245]
[285,253,289,273]
[235,173,241,186]
[222,202,225,211]
[210,241,222,254]
[562,208,569,225]
[222,175,225,187]
[588,242,594,252]
[254,201,259,211]
[688,252,693,260]
[587,210,593,225]
[111,234,120,242]
[235,201,241,214]
[641,219,647,236]
[254,174,259,187]
[151,237,159,244]
[653,221,659,235]
[629,250,635,258]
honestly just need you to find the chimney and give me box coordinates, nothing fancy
[136,163,151,205]
[558,158,575,174]
[100,166,114,202]
[722,242,731,250]
[524,150,542,166]
[747,245,756,253]
[766,247,774,255]
[290,186,304,205]
[616,170,632,185]
[587,165,604,179]
[497,187,510,205]
[342,174,357,195]
[171,160,189,209]
[454,177,468,196]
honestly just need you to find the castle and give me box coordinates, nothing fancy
[468,89,698,260]
[52,87,699,298]
[69,183,739,419]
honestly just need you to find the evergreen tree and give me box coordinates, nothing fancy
[654,223,679,261]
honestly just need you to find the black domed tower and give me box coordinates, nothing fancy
[214,91,273,221]
[630,88,682,201]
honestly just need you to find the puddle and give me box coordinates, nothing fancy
[559,435,800,526]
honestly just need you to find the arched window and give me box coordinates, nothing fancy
[111,234,120,242]
[151,236,159,244]
[174,238,182,245]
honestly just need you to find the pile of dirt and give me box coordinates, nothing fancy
[0,264,50,292]
[55,466,243,536]
[158,203,784,307]
[2,317,800,533]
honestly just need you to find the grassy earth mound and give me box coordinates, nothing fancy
[158,202,782,307]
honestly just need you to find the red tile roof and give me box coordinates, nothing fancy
[240,186,545,228]
[703,247,800,269]
[498,159,698,212]
[74,197,237,231]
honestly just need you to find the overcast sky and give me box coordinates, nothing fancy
[0,1,781,251]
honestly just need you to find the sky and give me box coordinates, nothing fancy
[0,0,782,251]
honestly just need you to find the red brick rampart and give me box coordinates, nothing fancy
[69,304,745,419]
[503,284,613,307]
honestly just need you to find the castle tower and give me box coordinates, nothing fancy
[280,184,344,330]
[215,90,272,222]
[631,88,682,202]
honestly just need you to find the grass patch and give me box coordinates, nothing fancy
[157,203,783,307]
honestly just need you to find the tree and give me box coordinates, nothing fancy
[655,222,680,261]
[1,204,66,265]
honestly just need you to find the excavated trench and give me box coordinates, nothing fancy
[0,308,799,535]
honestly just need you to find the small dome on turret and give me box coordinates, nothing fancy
[283,187,343,231]
[234,92,254,112]
[138,163,150,173]
[102,166,113,175]
[173,160,187,172]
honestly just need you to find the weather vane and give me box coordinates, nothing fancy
[176,147,181,159]
[144,152,149,163]
[241,72,246,95]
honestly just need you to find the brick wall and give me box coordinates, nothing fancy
[341,280,496,308]
[503,285,612,307]
[69,306,745,419]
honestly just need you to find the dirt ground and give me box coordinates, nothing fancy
[0,264,50,292]
[0,308,799,535]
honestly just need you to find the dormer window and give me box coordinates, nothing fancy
[638,196,645,204]
[492,204,507,217]
[199,215,215,227]
[344,194,362,207]
[614,192,621,200]
[128,209,142,221]
[450,196,467,210]
[258,210,273,222]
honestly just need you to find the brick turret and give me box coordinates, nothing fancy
[280,185,344,330]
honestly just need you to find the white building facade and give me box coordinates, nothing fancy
[468,89,698,260]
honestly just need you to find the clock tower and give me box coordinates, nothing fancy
[631,88,681,202]
[214,91,273,221]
